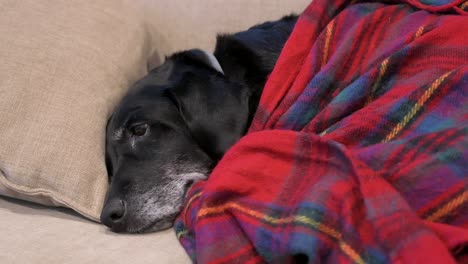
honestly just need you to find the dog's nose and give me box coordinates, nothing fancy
[100,199,126,229]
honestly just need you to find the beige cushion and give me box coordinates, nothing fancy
[0,0,310,221]
[140,1,312,64]
[0,197,191,263]
[0,0,153,220]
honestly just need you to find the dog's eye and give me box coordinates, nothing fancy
[129,123,148,137]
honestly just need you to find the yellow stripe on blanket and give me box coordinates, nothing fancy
[367,57,390,105]
[415,25,425,39]
[322,20,335,67]
[382,70,453,143]
[367,25,425,105]
[426,190,468,222]
[198,202,365,264]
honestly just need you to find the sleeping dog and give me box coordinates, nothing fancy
[101,15,298,233]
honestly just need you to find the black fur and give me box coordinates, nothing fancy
[101,15,298,233]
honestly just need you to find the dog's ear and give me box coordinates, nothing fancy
[214,35,265,87]
[214,14,297,89]
[169,49,224,75]
[166,70,250,161]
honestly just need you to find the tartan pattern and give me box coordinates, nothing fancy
[175,0,468,263]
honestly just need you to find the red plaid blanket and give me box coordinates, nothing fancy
[175,0,468,263]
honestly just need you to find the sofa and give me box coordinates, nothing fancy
[0,0,310,263]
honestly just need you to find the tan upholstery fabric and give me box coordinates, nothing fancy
[0,0,153,220]
[0,197,191,263]
[140,1,311,67]
[0,0,310,222]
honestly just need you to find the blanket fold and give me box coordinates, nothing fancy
[175,0,468,263]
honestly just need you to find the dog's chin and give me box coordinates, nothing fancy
[132,219,174,233]
[113,217,175,234]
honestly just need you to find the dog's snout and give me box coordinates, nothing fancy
[100,199,126,230]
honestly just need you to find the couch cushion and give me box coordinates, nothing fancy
[139,0,311,63]
[0,0,153,220]
[0,197,191,263]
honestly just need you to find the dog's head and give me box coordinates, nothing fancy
[101,14,298,233]
[101,50,251,233]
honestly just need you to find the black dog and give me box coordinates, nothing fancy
[101,15,298,233]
